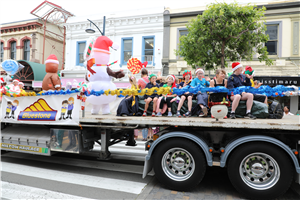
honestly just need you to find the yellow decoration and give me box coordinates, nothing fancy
[3,86,172,99]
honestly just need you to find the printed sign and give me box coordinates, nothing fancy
[1,143,50,155]
[1,94,79,125]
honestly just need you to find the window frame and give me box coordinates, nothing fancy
[23,39,30,61]
[177,28,189,59]
[10,41,17,60]
[142,36,155,66]
[76,41,86,66]
[120,37,133,66]
[0,42,3,62]
[264,21,282,58]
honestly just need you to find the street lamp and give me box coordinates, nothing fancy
[85,17,105,36]
[85,22,96,34]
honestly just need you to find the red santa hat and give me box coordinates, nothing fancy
[18,82,24,86]
[0,77,4,83]
[232,62,243,72]
[166,75,176,88]
[93,36,115,54]
[195,68,205,75]
[12,79,20,83]
[45,54,59,65]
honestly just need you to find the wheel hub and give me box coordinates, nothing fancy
[162,148,195,181]
[239,153,280,190]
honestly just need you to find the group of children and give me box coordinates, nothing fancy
[117,62,267,120]
[0,78,25,102]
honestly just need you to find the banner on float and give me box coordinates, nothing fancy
[1,94,79,125]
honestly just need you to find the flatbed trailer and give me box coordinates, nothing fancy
[1,111,300,200]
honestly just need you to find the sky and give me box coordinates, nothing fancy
[0,0,279,24]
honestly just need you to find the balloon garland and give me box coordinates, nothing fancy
[1,83,299,99]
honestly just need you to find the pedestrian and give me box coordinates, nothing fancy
[283,106,294,116]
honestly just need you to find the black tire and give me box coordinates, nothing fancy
[227,142,294,200]
[153,138,206,191]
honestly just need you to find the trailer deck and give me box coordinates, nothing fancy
[79,112,300,131]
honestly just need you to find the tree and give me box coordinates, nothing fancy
[176,2,273,70]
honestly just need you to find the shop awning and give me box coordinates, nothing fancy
[17,60,46,81]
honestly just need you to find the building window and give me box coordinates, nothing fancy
[265,25,278,55]
[76,41,86,66]
[179,30,189,37]
[23,40,30,61]
[177,28,189,58]
[0,42,3,62]
[142,36,155,65]
[121,38,133,65]
[10,41,16,60]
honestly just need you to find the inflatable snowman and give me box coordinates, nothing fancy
[86,36,125,115]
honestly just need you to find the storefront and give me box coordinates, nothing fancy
[255,76,300,114]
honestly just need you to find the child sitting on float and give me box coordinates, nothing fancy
[143,74,160,117]
[227,62,256,119]
[191,68,210,117]
[156,75,177,117]
[137,69,162,90]
[210,69,227,88]
[210,69,228,119]
[176,70,193,117]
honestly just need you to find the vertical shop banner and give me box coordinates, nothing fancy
[1,94,79,125]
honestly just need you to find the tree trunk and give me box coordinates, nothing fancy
[221,40,225,68]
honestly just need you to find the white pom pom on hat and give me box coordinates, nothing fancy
[45,54,59,65]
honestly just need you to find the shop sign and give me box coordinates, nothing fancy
[255,76,300,87]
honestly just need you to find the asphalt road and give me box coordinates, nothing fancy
[1,140,300,200]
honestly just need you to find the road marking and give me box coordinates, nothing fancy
[1,161,147,194]
[1,181,93,200]
[2,152,154,176]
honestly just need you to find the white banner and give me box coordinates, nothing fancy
[1,94,79,125]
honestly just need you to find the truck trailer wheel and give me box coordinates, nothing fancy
[153,138,206,191]
[227,142,294,200]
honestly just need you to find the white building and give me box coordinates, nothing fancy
[63,7,164,88]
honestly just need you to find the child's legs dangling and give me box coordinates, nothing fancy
[230,94,241,112]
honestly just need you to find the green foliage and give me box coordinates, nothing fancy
[175,2,273,70]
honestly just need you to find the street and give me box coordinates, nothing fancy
[1,140,300,200]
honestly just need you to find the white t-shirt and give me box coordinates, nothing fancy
[284,112,294,116]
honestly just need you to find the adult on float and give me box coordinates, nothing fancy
[190,68,210,117]
[116,75,141,116]
[156,75,177,117]
[227,62,256,119]
[176,70,193,117]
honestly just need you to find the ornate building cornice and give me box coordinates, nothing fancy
[1,22,43,34]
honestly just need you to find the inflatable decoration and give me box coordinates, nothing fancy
[1,59,24,75]
[127,58,148,75]
[85,36,125,115]
[42,54,62,91]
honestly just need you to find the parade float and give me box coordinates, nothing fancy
[1,32,300,200]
